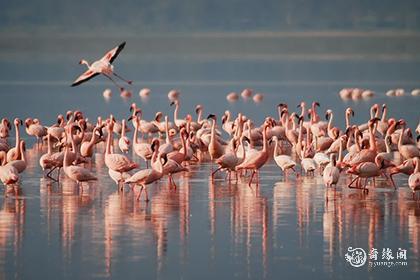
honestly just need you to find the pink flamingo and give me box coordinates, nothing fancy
[71,42,132,91]
[408,158,420,199]
[236,125,269,186]
[125,140,165,201]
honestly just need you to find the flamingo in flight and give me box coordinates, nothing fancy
[71,42,132,91]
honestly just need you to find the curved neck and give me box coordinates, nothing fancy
[328,113,333,131]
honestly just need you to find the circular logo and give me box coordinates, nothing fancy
[345,247,367,267]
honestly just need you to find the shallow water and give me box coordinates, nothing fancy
[0,35,419,279]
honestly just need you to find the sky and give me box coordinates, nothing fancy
[0,0,420,35]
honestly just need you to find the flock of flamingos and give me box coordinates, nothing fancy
[0,41,419,202]
[0,99,419,201]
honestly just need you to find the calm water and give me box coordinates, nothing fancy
[0,35,419,279]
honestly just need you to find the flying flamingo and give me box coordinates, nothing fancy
[71,42,132,91]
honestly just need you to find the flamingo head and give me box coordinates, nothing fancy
[154,112,163,122]
[79,59,89,66]
[129,103,137,112]
[278,103,288,109]
[346,107,354,117]
[14,118,22,126]
[195,105,203,114]
[207,114,216,121]
[382,104,387,111]
[24,118,33,128]
[325,109,332,120]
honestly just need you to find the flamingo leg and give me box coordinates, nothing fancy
[211,167,222,177]
[248,170,256,187]
[113,72,132,85]
[144,185,149,202]
[103,73,124,91]
[348,176,359,188]
[136,185,143,201]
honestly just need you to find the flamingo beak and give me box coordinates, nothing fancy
[170,102,175,106]
[128,116,133,121]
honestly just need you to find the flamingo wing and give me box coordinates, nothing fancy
[71,69,99,87]
[100,42,126,63]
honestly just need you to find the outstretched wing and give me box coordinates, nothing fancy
[100,42,126,64]
[71,69,100,87]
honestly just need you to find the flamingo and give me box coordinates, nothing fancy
[0,118,11,139]
[6,140,27,173]
[207,114,225,161]
[271,136,297,177]
[80,126,103,158]
[71,42,132,91]
[6,118,22,163]
[0,151,19,186]
[161,154,188,188]
[397,122,419,160]
[125,141,165,201]
[347,155,386,192]
[105,119,138,179]
[236,125,270,186]
[25,118,47,147]
[323,154,340,188]
[62,144,97,187]
[212,136,246,179]
[170,99,187,128]
[408,158,420,198]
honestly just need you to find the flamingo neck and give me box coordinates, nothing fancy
[385,137,391,153]
[106,126,113,155]
[381,107,387,122]
[345,112,351,129]
[133,119,139,144]
[19,141,25,163]
[273,137,279,157]
[121,120,126,138]
[15,123,20,155]
[369,125,377,151]
[173,103,179,123]
[338,139,343,162]
[47,133,52,154]
[398,126,405,149]
[165,117,170,144]
[197,109,203,123]
[328,113,333,132]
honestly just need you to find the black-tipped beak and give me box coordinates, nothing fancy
[315,102,320,107]
[128,116,133,122]
[19,119,23,126]
[243,136,250,143]
[207,114,216,120]
[325,113,329,120]
[170,102,175,106]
